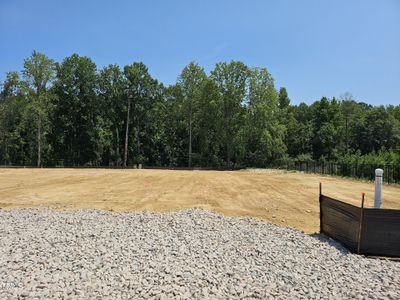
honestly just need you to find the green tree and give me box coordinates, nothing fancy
[2,54,400,168]
[0,72,26,165]
[123,62,158,166]
[160,84,187,166]
[311,97,343,159]
[177,62,207,167]
[352,106,398,154]
[52,54,101,165]
[22,51,56,166]
[211,61,249,166]
[278,87,290,109]
[339,93,358,154]
[196,78,222,165]
[1,71,20,100]
[244,67,285,165]
[98,65,125,165]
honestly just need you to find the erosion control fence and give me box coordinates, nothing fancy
[319,185,400,257]
[271,160,400,184]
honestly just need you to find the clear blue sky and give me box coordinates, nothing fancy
[1,0,399,105]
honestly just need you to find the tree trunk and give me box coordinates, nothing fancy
[189,119,192,167]
[36,88,42,167]
[124,95,131,167]
[345,115,348,154]
[37,117,41,167]
[188,99,192,167]
[226,114,231,167]
[227,142,231,167]
[115,127,120,166]
[136,117,140,157]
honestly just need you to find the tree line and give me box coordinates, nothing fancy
[1,51,399,167]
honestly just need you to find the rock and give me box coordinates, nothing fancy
[0,208,398,299]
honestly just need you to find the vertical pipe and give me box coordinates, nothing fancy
[357,193,365,254]
[374,169,383,208]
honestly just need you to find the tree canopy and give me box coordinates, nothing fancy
[1,51,399,167]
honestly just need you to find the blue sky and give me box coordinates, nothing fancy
[1,0,399,105]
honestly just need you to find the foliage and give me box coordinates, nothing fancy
[1,52,399,167]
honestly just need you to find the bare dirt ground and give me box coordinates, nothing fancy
[0,168,399,233]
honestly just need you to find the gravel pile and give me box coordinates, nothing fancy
[0,208,399,299]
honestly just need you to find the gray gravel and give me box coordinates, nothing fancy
[0,208,399,299]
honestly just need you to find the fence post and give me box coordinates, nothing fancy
[357,193,365,254]
[319,182,323,233]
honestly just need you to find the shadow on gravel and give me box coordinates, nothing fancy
[309,233,351,255]
[310,234,400,262]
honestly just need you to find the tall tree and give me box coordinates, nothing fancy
[196,78,222,165]
[278,87,290,109]
[161,84,187,166]
[177,62,207,167]
[244,67,285,165]
[52,54,100,166]
[98,65,125,165]
[311,97,342,160]
[211,61,249,166]
[123,62,157,166]
[281,102,314,158]
[1,71,20,100]
[22,51,56,166]
[339,93,356,154]
[0,72,26,165]
[352,106,398,154]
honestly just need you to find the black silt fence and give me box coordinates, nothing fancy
[271,161,400,184]
[319,190,400,257]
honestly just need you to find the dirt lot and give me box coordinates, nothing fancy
[0,168,399,233]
